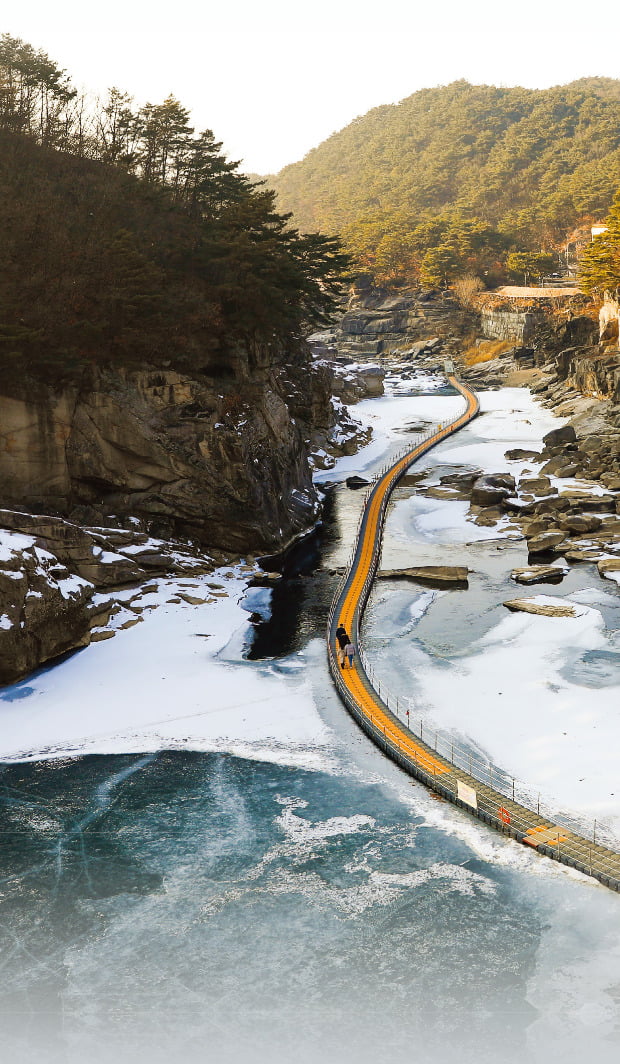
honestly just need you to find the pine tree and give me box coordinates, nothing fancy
[579,192,620,293]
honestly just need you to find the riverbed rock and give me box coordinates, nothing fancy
[597,558,620,582]
[503,596,577,618]
[557,514,602,535]
[378,565,469,587]
[473,507,503,527]
[526,530,567,553]
[346,475,371,489]
[249,572,283,587]
[505,448,542,461]
[518,476,557,497]
[471,474,516,506]
[439,471,482,491]
[542,425,577,448]
[511,565,568,585]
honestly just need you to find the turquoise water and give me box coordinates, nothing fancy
[1,749,619,1064]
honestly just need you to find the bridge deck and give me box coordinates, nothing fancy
[327,376,620,892]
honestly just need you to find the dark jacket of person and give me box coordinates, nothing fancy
[335,626,349,649]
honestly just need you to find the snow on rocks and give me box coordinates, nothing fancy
[0,527,94,683]
[0,509,219,684]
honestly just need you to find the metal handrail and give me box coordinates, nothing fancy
[326,376,620,889]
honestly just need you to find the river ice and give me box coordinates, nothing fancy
[1,374,620,1063]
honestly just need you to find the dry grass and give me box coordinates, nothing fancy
[462,339,514,366]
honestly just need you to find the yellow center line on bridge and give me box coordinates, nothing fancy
[327,376,620,890]
[332,376,480,779]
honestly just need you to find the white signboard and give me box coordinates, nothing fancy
[457,780,478,809]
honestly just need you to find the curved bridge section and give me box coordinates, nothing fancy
[328,375,620,892]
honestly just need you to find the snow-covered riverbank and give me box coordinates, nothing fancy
[1,373,619,841]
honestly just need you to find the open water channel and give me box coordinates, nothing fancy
[1,376,620,1064]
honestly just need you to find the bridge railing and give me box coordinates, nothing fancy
[327,380,619,856]
[354,641,616,850]
[327,651,620,884]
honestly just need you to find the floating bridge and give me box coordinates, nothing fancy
[327,375,620,892]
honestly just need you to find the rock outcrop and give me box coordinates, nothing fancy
[0,529,95,683]
[0,346,340,554]
[0,509,220,684]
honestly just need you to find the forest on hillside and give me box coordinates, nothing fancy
[269,79,620,287]
[0,34,348,380]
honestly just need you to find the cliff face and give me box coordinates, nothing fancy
[0,342,334,553]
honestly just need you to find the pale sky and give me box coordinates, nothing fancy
[5,1,619,174]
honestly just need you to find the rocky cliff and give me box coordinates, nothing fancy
[0,342,339,555]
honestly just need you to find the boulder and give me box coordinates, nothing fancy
[473,508,502,527]
[426,486,467,500]
[559,492,617,512]
[542,425,577,447]
[540,457,579,477]
[439,471,482,491]
[518,476,557,497]
[471,474,516,506]
[346,475,371,489]
[527,530,567,553]
[249,572,283,587]
[557,514,602,534]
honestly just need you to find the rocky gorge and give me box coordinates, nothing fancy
[0,337,379,684]
[2,279,620,687]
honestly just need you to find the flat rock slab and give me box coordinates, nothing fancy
[598,558,620,583]
[504,597,577,618]
[511,565,568,585]
[379,565,469,587]
[505,448,542,461]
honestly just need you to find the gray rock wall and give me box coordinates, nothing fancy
[481,309,546,343]
[0,350,334,553]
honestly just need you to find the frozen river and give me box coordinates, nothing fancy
[1,376,620,1063]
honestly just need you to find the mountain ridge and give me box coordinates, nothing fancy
[269,78,620,281]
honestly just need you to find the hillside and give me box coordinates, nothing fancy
[269,79,620,283]
[0,36,352,554]
[0,35,348,382]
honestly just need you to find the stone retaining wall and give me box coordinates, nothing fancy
[481,309,546,343]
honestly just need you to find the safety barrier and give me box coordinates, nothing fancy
[327,376,620,892]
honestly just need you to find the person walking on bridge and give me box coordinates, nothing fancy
[335,624,349,670]
[344,641,355,669]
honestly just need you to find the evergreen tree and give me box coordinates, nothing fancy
[579,192,620,293]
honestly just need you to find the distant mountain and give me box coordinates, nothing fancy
[269,79,620,283]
